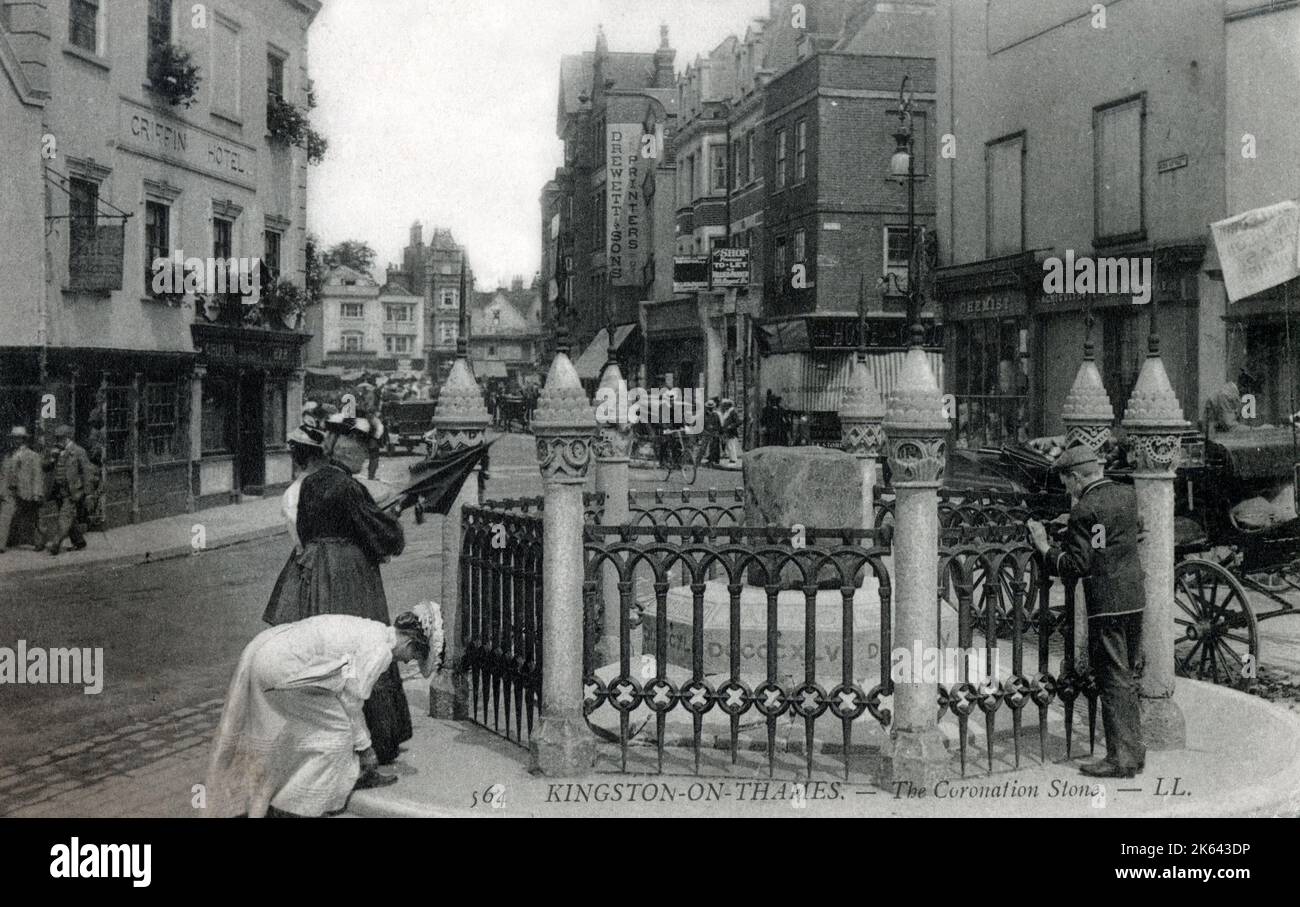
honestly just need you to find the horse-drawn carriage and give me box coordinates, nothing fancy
[493,393,532,432]
[1168,427,1300,689]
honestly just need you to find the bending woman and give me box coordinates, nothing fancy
[206,606,443,817]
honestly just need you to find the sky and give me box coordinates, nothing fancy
[305,0,769,288]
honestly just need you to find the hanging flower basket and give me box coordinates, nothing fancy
[266,93,328,165]
[147,43,202,108]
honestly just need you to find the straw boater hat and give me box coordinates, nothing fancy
[8,426,28,439]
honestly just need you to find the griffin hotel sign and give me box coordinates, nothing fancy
[120,99,257,189]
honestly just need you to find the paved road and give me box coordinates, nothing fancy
[0,432,742,816]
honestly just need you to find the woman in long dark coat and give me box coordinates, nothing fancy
[263,413,412,764]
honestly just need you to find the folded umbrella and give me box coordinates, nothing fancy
[382,439,494,515]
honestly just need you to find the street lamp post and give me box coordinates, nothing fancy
[890,76,923,348]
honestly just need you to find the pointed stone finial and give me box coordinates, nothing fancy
[596,24,608,54]
[431,356,490,454]
[1061,353,1115,454]
[839,357,886,459]
[534,351,597,484]
[883,348,950,484]
[660,23,670,49]
[593,356,632,461]
[1121,348,1189,474]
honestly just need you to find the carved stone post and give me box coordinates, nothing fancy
[1060,329,1116,675]
[882,348,951,784]
[531,349,598,775]
[1121,336,1189,750]
[428,357,490,719]
[593,362,633,667]
[838,352,886,593]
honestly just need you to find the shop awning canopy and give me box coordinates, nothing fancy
[473,360,509,378]
[573,324,638,379]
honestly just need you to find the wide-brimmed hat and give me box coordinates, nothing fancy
[287,424,325,448]
[8,426,28,439]
[54,424,74,440]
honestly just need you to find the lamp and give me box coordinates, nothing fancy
[890,131,912,178]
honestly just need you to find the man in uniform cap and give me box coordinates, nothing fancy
[44,424,93,555]
[1028,444,1147,778]
[0,426,46,553]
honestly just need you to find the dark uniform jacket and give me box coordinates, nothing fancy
[47,442,92,500]
[1045,477,1146,619]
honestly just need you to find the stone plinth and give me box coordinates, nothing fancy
[744,446,865,528]
[644,580,884,689]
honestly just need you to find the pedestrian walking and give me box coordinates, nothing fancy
[718,397,741,464]
[262,412,412,764]
[1028,445,1147,778]
[703,399,721,465]
[43,424,92,556]
[0,426,46,553]
[206,605,445,818]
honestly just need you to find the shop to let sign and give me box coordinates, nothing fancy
[1210,200,1300,303]
[711,248,750,287]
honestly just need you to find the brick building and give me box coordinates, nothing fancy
[758,0,941,443]
[554,26,677,386]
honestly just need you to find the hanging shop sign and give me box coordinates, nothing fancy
[711,247,750,287]
[673,256,709,293]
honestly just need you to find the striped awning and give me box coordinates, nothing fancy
[761,350,945,413]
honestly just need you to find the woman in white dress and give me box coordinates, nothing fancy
[206,603,444,818]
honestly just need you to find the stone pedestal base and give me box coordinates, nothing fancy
[1140,694,1186,750]
[428,670,469,720]
[529,711,597,777]
[882,727,950,787]
[647,579,883,688]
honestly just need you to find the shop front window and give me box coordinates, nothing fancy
[145,382,178,460]
[950,317,1028,448]
[201,379,232,453]
[263,381,286,447]
[105,386,131,464]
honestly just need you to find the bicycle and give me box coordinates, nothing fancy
[657,427,702,485]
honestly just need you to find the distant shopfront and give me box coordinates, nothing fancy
[191,324,307,506]
[936,245,1204,448]
[643,297,705,388]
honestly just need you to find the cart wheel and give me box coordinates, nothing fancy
[1173,558,1259,691]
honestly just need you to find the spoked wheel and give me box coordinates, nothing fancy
[682,437,699,485]
[1173,558,1259,691]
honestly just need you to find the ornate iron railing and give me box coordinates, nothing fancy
[626,487,745,529]
[580,523,1095,782]
[583,524,894,780]
[460,503,544,747]
[936,544,1096,776]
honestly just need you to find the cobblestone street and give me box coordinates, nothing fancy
[0,434,742,817]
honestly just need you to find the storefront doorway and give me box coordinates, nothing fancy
[237,373,265,492]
